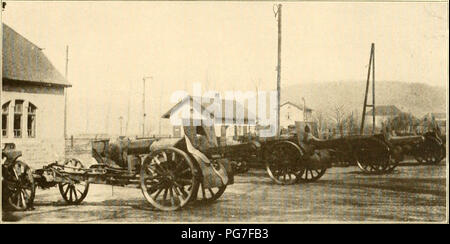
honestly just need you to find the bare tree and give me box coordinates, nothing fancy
[329,104,346,137]
[343,111,354,136]
[313,110,326,138]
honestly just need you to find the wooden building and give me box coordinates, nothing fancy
[279,101,313,129]
[161,95,256,144]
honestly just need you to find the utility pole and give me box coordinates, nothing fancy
[372,44,375,134]
[360,43,376,135]
[105,100,111,135]
[64,45,69,139]
[119,116,123,136]
[274,4,282,137]
[159,81,162,136]
[125,85,131,135]
[142,76,152,137]
[1,2,4,141]
[85,97,89,134]
[302,97,306,121]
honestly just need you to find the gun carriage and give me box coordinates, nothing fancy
[260,125,396,185]
[3,121,445,211]
[2,123,235,211]
[390,131,444,165]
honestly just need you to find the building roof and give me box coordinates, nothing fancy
[162,95,256,124]
[366,105,402,116]
[2,23,71,87]
[280,101,312,112]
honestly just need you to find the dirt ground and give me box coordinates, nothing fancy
[2,160,447,223]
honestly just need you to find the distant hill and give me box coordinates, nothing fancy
[281,81,446,119]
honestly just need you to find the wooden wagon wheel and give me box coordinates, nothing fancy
[140,147,199,211]
[356,155,388,174]
[192,159,228,204]
[264,141,302,185]
[439,143,446,162]
[355,138,393,174]
[384,157,399,173]
[296,167,327,183]
[4,160,35,211]
[58,158,90,205]
[356,150,393,174]
[194,183,227,204]
[423,137,443,165]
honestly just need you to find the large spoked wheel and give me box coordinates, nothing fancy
[195,183,227,204]
[422,138,443,165]
[383,158,399,173]
[191,159,228,204]
[356,139,393,174]
[264,141,303,185]
[440,143,446,162]
[3,160,36,211]
[356,153,392,174]
[140,147,199,211]
[58,158,90,205]
[296,167,327,183]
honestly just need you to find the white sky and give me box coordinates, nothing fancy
[2,1,448,135]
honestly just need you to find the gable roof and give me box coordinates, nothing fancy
[162,95,256,123]
[280,101,312,112]
[161,95,205,119]
[2,23,70,87]
[366,105,402,116]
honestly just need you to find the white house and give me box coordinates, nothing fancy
[365,105,403,128]
[161,95,257,144]
[279,101,312,129]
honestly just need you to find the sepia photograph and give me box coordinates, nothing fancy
[0,0,448,226]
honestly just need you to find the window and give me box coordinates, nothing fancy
[2,102,9,137]
[14,100,23,138]
[2,100,37,139]
[27,103,36,138]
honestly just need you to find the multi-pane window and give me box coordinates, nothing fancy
[14,100,24,138]
[27,104,36,137]
[2,100,37,139]
[2,102,9,137]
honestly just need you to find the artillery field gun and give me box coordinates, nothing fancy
[2,123,235,211]
[2,120,446,211]
[261,125,397,185]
